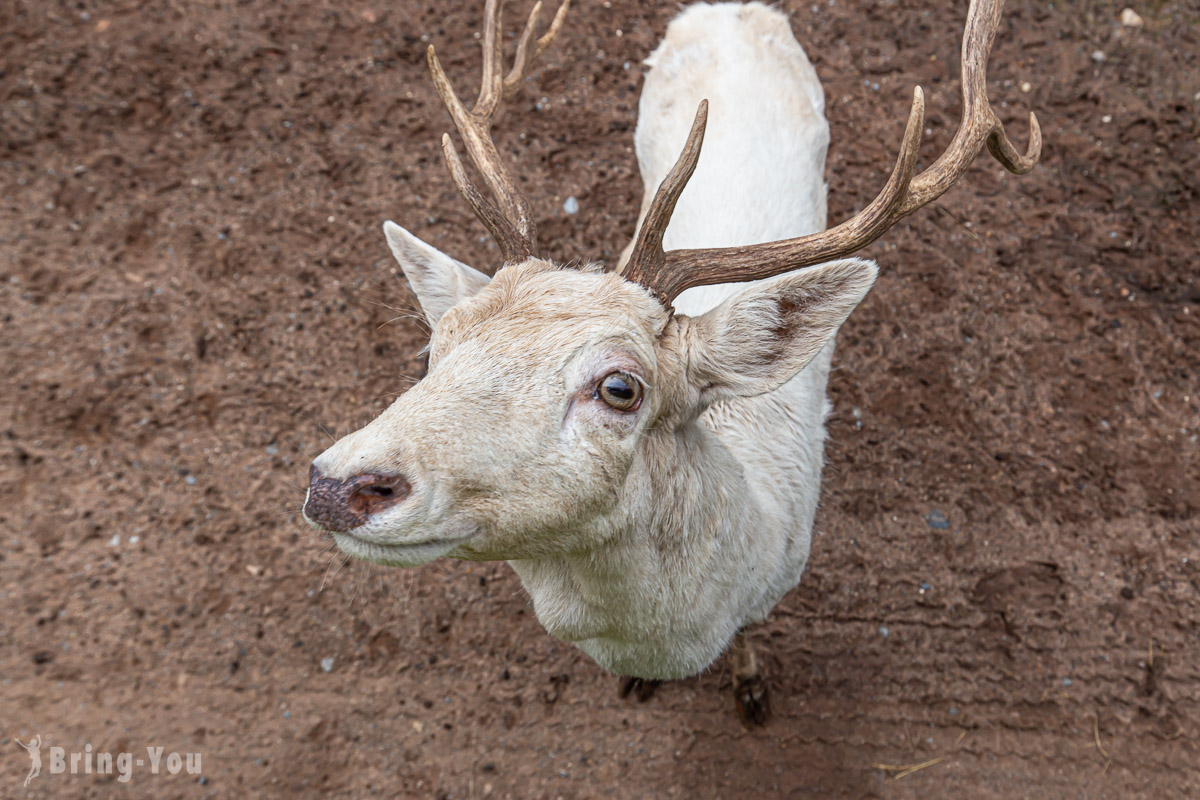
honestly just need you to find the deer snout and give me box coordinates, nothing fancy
[304,465,411,532]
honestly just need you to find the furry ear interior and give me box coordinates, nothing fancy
[383,221,491,328]
[685,258,877,404]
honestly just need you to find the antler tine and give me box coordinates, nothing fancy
[440,134,533,262]
[901,0,1041,213]
[504,0,571,99]
[426,0,570,268]
[622,101,709,294]
[475,0,506,116]
[620,0,1040,308]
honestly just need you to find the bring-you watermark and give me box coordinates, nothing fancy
[14,735,202,786]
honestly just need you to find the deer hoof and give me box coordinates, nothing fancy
[734,674,770,726]
[619,676,661,703]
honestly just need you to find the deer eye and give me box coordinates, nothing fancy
[597,372,642,412]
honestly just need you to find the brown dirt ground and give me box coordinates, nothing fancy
[2,0,1198,797]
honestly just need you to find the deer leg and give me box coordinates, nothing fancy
[730,631,770,725]
[619,676,662,703]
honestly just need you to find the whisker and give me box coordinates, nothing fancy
[364,297,405,313]
[376,310,430,330]
[319,551,350,593]
[350,560,368,612]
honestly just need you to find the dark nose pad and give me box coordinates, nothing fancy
[304,466,412,532]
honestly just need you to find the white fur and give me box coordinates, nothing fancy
[307,2,876,680]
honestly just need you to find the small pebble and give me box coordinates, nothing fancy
[1119,8,1144,27]
[926,510,950,530]
[320,657,335,673]
[1062,677,1073,687]
[562,196,580,215]
[879,626,890,638]
[108,534,121,547]
[185,475,197,485]
[1091,50,1106,63]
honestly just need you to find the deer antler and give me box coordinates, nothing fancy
[621,0,1041,307]
[427,0,570,269]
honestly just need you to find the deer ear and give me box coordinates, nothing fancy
[685,258,877,404]
[383,221,491,327]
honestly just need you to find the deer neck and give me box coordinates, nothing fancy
[507,414,768,670]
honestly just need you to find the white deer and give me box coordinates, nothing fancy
[303,0,1039,721]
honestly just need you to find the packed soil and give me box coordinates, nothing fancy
[2,0,1198,797]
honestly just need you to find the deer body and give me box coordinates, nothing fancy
[302,0,1038,704]
[512,2,834,678]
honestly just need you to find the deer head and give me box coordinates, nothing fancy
[303,0,1039,567]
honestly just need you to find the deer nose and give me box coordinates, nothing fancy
[304,465,412,532]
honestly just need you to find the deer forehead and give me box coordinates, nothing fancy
[433,262,671,372]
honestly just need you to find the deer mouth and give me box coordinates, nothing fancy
[331,530,477,568]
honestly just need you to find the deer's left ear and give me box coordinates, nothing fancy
[684,258,877,404]
[383,221,491,327]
